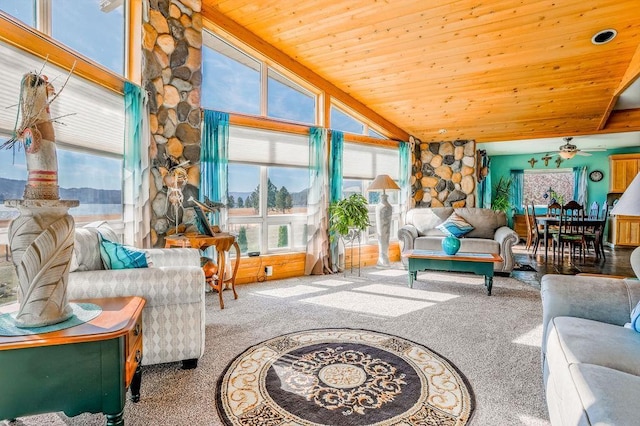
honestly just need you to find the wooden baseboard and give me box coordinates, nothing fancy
[233,241,401,284]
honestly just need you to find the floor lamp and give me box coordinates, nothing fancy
[367,174,400,267]
[610,172,640,278]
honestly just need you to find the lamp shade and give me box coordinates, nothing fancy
[610,172,640,216]
[367,174,400,191]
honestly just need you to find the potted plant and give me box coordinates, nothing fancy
[329,193,371,241]
[491,177,513,213]
[329,194,371,274]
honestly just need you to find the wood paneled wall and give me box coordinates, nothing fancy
[233,242,401,285]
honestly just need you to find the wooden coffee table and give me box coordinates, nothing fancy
[403,250,502,295]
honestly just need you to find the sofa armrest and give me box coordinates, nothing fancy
[541,275,640,353]
[67,266,206,308]
[145,248,201,268]
[493,226,519,272]
[398,225,419,265]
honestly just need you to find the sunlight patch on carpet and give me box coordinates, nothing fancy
[353,284,459,302]
[367,269,407,277]
[518,414,551,425]
[300,291,434,317]
[311,279,353,287]
[254,285,327,298]
[416,271,484,285]
[512,323,544,347]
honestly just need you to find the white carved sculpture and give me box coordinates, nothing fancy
[3,71,79,327]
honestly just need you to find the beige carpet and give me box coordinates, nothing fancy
[1,266,550,426]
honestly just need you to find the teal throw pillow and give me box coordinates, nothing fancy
[99,235,149,270]
[630,301,640,333]
[437,212,475,238]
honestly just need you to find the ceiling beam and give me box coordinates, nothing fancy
[201,7,410,142]
[598,42,640,130]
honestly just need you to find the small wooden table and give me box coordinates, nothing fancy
[0,296,145,425]
[165,233,240,309]
[403,250,502,295]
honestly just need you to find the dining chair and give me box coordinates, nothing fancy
[584,204,609,260]
[523,203,534,251]
[530,202,548,257]
[552,205,587,264]
[547,202,562,218]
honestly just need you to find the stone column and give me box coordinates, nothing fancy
[143,0,202,247]
[409,136,476,208]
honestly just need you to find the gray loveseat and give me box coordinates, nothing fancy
[541,274,640,425]
[398,207,519,273]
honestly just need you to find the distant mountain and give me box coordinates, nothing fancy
[228,188,308,207]
[0,177,121,204]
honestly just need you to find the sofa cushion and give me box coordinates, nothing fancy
[569,364,640,425]
[547,316,640,377]
[455,208,507,239]
[414,237,500,254]
[70,222,119,272]
[406,208,453,236]
[436,212,475,237]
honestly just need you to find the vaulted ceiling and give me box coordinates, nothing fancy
[202,1,640,145]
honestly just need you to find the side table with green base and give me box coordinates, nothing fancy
[403,250,502,295]
[0,296,145,425]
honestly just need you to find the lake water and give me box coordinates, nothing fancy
[0,204,122,222]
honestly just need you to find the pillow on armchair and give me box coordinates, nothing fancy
[69,222,119,272]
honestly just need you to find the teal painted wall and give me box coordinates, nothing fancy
[488,146,640,220]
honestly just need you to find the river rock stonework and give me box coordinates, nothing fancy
[409,136,476,208]
[143,0,202,246]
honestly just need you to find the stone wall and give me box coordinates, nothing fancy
[409,136,476,208]
[143,0,202,246]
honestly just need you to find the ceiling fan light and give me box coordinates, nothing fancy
[559,151,576,159]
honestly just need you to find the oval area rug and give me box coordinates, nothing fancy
[216,328,474,425]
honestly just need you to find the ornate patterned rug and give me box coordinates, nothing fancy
[216,328,475,425]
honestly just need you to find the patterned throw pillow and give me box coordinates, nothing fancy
[99,235,149,270]
[436,212,475,238]
[630,301,640,333]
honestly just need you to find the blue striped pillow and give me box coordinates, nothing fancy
[631,301,640,333]
[99,234,149,270]
[437,212,475,238]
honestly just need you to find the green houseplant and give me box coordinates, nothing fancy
[329,193,370,241]
[491,177,513,213]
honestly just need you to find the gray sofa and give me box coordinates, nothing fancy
[398,207,519,273]
[541,274,640,425]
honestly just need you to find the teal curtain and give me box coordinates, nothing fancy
[329,131,343,204]
[306,127,330,275]
[399,141,410,219]
[123,81,150,247]
[510,169,524,214]
[573,166,588,206]
[200,110,229,226]
[329,131,343,270]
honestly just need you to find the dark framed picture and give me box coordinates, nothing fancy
[589,170,604,182]
[193,206,215,237]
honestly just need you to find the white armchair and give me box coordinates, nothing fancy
[66,223,206,368]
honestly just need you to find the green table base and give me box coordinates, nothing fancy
[407,257,495,295]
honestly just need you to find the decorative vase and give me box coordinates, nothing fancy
[442,235,461,255]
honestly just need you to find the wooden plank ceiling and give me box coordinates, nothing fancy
[202,0,640,143]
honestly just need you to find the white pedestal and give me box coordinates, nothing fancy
[5,199,79,327]
[376,194,392,267]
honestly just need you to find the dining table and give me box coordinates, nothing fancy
[536,217,606,261]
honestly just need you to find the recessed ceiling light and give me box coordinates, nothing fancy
[591,29,617,45]
[438,129,447,134]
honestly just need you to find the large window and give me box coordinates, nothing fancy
[523,169,574,206]
[0,140,122,225]
[202,30,318,125]
[202,31,260,115]
[267,69,315,123]
[342,143,400,242]
[226,126,309,254]
[0,0,126,75]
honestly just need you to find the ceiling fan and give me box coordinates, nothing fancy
[556,137,605,159]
